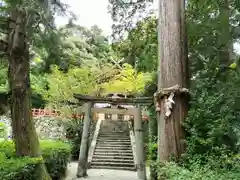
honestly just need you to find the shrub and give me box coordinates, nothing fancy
[148,143,157,161]
[184,70,240,164]
[148,143,158,180]
[0,121,7,139]
[64,117,97,160]
[65,117,84,160]
[0,155,41,180]
[0,140,71,180]
[41,140,71,179]
[156,161,240,180]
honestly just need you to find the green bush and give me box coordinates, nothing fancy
[184,70,240,160]
[0,140,71,180]
[148,143,158,180]
[0,122,7,139]
[65,117,84,160]
[148,143,157,161]
[0,154,41,180]
[156,161,240,180]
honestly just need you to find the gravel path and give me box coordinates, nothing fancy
[65,162,149,180]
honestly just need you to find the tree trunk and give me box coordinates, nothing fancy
[157,0,189,161]
[7,7,51,179]
[219,0,231,65]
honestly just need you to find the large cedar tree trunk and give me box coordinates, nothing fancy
[157,0,189,161]
[7,8,51,179]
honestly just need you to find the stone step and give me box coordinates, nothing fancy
[94,152,133,156]
[102,124,128,125]
[99,131,129,135]
[97,141,131,145]
[95,146,132,150]
[102,120,127,123]
[89,165,136,171]
[101,125,128,126]
[100,129,129,131]
[90,161,135,168]
[100,131,129,133]
[101,124,128,126]
[102,122,128,124]
[96,143,131,147]
[97,136,130,139]
[99,132,129,135]
[97,138,131,143]
[96,143,131,148]
[91,158,134,163]
[101,123,128,125]
[101,124,128,127]
[97,139,131,143]
[100,130,129,133]
[99,133,129,136]
[94,149,133,153]
[98,136,130,139]
[97,139,130,142]
[92,155,133,160]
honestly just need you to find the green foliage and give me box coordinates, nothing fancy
[0,122,7,139]
[102,63,152,95]
[113,16,158,72]
[40,140,71,179]
[0,155,42,180]
[148,143,157,161]
[156,161,240,180]
[0,140,71,180]
[0,65,7,92]
[54,22,115,71]
[109,0,153,39]
[65,117,84,160]
[42,65,97,105]
[183,70,240,165]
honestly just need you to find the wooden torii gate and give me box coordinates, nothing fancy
[74,94,153,180]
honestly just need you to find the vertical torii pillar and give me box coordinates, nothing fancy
[77,102,92,177]
[134,104,147,180]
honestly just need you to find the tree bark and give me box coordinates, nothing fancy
[7,7,51,179]
[219,0,231,65]
[77,102,92,177]
[157,0,189,161]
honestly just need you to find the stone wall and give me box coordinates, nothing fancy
[0,115,67,140]
[35,116,66,140]
[0,115,98,141]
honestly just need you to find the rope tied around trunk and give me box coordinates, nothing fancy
[154,84,189,117]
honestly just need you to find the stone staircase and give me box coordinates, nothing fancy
[89,119,135,171]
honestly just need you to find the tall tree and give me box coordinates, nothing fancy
[0,0,68,178]
[7,5,50,179]
[157,0,189,161]
[218,0,232,65]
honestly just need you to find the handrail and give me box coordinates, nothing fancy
[128,120,137,167]
[87,118,102,165]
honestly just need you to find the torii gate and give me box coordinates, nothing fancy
[73,94,153,180]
